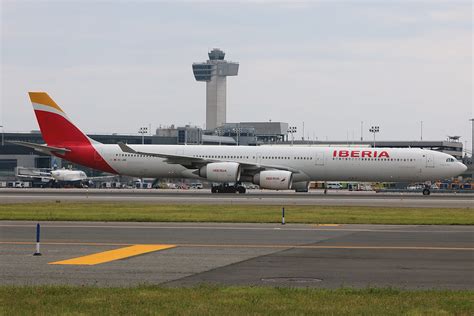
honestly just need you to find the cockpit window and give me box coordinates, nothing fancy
[446,158,455,163]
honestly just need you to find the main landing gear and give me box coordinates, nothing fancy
[211,183,246,194]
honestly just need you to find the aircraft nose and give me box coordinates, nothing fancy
[458,162,467,174]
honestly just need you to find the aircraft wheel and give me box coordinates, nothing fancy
[237,186,246,194]
[422,188,431,196]
[295,189,309,193]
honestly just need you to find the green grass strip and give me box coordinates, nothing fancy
[0,203,472,225]
[0,286,472,316]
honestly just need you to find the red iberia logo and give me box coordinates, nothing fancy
[265,177,284,181]
[212,169,227,172]
[333,150,390,158]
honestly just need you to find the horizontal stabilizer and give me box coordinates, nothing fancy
[8,141,70,155]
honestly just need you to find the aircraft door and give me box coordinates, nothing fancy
[315,152,325,166]
[425,154,435,168]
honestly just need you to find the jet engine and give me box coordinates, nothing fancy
[199,162,241,182]
[253,170,293,190]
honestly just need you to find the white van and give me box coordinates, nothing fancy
[326,182,342,190]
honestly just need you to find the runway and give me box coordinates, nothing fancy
[0,188,472,207]
[1,221,472,289]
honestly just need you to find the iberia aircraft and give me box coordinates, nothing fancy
[12,92,467,195]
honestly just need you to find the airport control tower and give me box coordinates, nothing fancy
[193,48,239,130]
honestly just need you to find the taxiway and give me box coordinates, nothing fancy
[1,221,472,289]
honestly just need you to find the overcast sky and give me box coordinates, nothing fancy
[1,1,472,150]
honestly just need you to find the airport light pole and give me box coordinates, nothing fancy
[420,121,423,141]
[236,126,242,146]
[369,126,379,148]
[287,126,297,146]
[216,127,222,146]
[470,118,473,158]
[138,127,148,145]
[302,121,305,141]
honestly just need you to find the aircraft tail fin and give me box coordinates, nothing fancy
[28,92,98,146]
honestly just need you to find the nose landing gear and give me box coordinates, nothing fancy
[422,183,431,196]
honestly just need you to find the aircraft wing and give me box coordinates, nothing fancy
[118,142,216,169]
[117,142,299,174]
[8,141,70,155]
[16,173,54,180]
[16,167,53,180]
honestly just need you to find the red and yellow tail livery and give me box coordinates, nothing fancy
[29,92,91,146]
[28,92,116,173]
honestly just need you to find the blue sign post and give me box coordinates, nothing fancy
[33,223,41,256]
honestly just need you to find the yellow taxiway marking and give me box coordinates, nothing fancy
[1,241,473,252]
[49,244,175,265]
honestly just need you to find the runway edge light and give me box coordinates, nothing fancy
[33,223,41,256]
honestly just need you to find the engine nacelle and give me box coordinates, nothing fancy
[253,170,293,190]
[199,162,241,182]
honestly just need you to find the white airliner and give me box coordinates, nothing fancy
[16,167,114,187]
[12,92,467,195]
[50,169,89,182]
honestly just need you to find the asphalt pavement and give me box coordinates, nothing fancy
[1,221,472,289]
[0,188,472,207]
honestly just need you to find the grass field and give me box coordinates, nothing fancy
[0,202,472,225]
[1,286,472,315]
